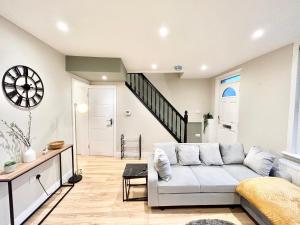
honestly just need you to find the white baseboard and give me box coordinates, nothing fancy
[114,151,152,159]
[14,170,73,225]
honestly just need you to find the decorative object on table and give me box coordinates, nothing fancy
[3,160,17,174]
[48,140,64,150]
[2,65,44,108]
[42,146,48,155]
[68,103,88,184]
[122,163,148,201]
[1,111,36,163]
[0,130,23,163]
[186,219,235,225]
[121,134,142,160]
[203,113,213,134]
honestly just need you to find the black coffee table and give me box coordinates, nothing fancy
[122,163,148,201]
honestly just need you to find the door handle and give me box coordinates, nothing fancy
[107,118,113,127]
[223,124,232,130]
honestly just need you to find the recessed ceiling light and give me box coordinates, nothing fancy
[159,26,169,38]
[252,29,264,39]
[201,64,208,71]
[56,21,69,32]
[101,75,108,80]
[151,64,157,70]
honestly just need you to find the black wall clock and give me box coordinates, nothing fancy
[2,65,44,108]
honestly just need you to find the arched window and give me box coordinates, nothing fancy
[222,87,236,97]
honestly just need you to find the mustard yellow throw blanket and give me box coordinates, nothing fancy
[236,177,300,225]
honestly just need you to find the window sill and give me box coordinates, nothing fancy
[282,151,300,164]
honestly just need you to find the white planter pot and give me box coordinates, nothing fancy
[23,147,36,163]
[4,164,16,174]
[203,119,216,142]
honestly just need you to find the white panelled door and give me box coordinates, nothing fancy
[217,80,240,144]
[89,87,115,156]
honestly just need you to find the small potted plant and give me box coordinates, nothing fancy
[4,160,17,174]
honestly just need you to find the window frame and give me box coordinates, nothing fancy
[286,42,300,159]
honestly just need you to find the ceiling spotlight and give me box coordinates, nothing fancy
[56,21,69,32]
[101,75,108,80]
[159,26,169,38]
[174,65,183,71]
[201,64,208,71]
[252,29,264,39]
[151,64,158,70]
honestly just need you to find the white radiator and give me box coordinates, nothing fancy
[279,158,300,186]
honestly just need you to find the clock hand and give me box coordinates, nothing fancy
[25,76,29,99]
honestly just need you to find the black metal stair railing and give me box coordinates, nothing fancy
[125,73,188,143]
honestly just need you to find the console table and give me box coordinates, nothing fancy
[0,144,74,225]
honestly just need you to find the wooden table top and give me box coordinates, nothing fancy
[0,144,73,182]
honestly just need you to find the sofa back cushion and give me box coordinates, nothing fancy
[154,143,177,164]
[220,143,245,164]
[153,148,172,181]
[177,144,202,166]
[199,143,224,166]
[243,146,276,176]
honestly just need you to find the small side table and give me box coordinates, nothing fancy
[122,163,147,201]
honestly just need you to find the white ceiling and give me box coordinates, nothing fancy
[1,0,300,78]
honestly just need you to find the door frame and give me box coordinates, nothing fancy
[88,85,117,157]
[214,69,241,141]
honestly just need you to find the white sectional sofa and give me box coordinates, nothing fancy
[148,142,289,208]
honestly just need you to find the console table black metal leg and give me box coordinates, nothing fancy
[71,146,75,178]
[8,181,15,225]
[59,153,63,186]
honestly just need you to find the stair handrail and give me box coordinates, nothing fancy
[127,73,185,121]
[126,73,189,143]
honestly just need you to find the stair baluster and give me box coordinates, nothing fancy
[125,73,188,143]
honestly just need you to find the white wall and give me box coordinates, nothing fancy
[212,44,294,153]
[0,16,73,225]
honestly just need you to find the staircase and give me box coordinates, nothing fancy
[125,73,188,143]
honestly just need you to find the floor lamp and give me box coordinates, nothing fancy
[69,103,88,184]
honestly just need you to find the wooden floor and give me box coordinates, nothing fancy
[26,156,255,225]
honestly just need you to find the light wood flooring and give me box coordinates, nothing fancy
[26,156,255,225]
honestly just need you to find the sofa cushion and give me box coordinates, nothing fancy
[243,146,276,176]
[223,165,261,181]
[177,144,202,166]
[199,143,224,166]
[153,149,172,181]
[154,143,177,164]
[220,143,245,164]
[158,166,200,194]
[190,166,238,192]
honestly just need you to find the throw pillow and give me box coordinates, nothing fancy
[220,143,245,164]
[177,144,202,166]
[153,148,172,181]
[153,143,177,164]
[199,143,224,166]
[243,146,276,176]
